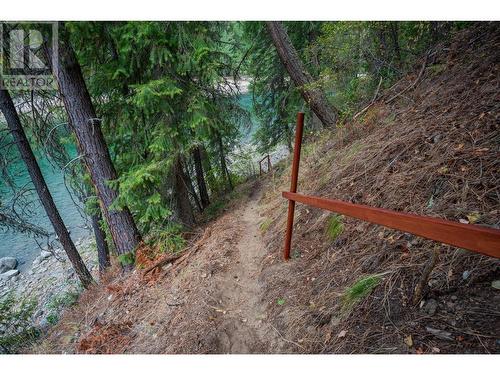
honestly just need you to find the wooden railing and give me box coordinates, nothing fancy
[282,113,500,260]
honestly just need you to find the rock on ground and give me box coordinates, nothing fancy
[0,269,20,281]
[0,237,99,331]
[0,257,18,273]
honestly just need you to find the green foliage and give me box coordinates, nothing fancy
[46,313,59,325]
[244,21,467,149]
[0,293,39,353]
[146,223,186,254]
[47,290,80,311]
[204,200,228,220]
[326,214,344,241]
[341,275,381,313]
[276,298,286,306]
[65,21,252,233]
[242,22,317,153]
[42,288,82,328]
[118,251,136,267]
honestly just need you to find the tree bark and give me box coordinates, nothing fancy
[216,132,233,192]
[0,89,94,288]
[182,156,203,213]
[192,145,210,209]
[200,145,216,195]
[389,23,402,67]
[75,144,110,273]
[266,21,338,128]
[53,27,141,259]
[172,155,195,228]
[90,211,110,273]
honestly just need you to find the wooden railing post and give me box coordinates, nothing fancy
[283,112,305,260]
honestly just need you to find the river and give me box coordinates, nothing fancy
[0,92,285,271]
[0,146,91,271]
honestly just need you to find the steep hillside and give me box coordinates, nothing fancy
[257,22,499,353]
[32,23,498,354]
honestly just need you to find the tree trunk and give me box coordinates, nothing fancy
[182,156,203,213]
[266,21,338,128]
[71,124,111,273]
[0,89,94,288]
[192,145,210,209]
[200,145,216,195]
[76,149,110,273]
[216,132,233,192]
[90,211,110,273]
[172,155,195,228]
[389,23,402,67]
[52,27,141,259]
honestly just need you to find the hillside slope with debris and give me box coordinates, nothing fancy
[33,23,499,354]
[257,22,499,354]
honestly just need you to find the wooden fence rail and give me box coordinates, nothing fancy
[282,113,500,260]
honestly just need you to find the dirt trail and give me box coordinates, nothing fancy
[214,188,282,353]
[36,183,286,354]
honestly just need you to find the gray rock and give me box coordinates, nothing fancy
[0,269,20,281]
[426,326,453,341]
[423,299,438,315]
[0,257,18,273]
[427,278,440,288]
[432,134,442,143]
[40,250,52,260]
[462,270,471,280]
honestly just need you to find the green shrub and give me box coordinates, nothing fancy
[0,293,39,353]
[341,275,381,313]
[146,224,186,254]
[326,214,344,241]
[118,251,135,267]
[46,313,59,325]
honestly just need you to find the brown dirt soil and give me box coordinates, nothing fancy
[32,23,499,355]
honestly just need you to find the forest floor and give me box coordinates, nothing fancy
[32,22,499,354]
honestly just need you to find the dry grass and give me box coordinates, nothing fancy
[257,23,500,354]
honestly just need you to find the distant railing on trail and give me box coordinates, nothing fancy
[282,112,500,260]
[259,154,272,176]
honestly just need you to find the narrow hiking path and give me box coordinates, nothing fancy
[214,187,282,353]
[37,182,287,354]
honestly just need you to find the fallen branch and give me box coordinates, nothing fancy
[142,229,207,277]
[413,245,440,305]
[270,324,305,350]
[353,76,383,120]
[385,53,429,105]
[142,253,183,275]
